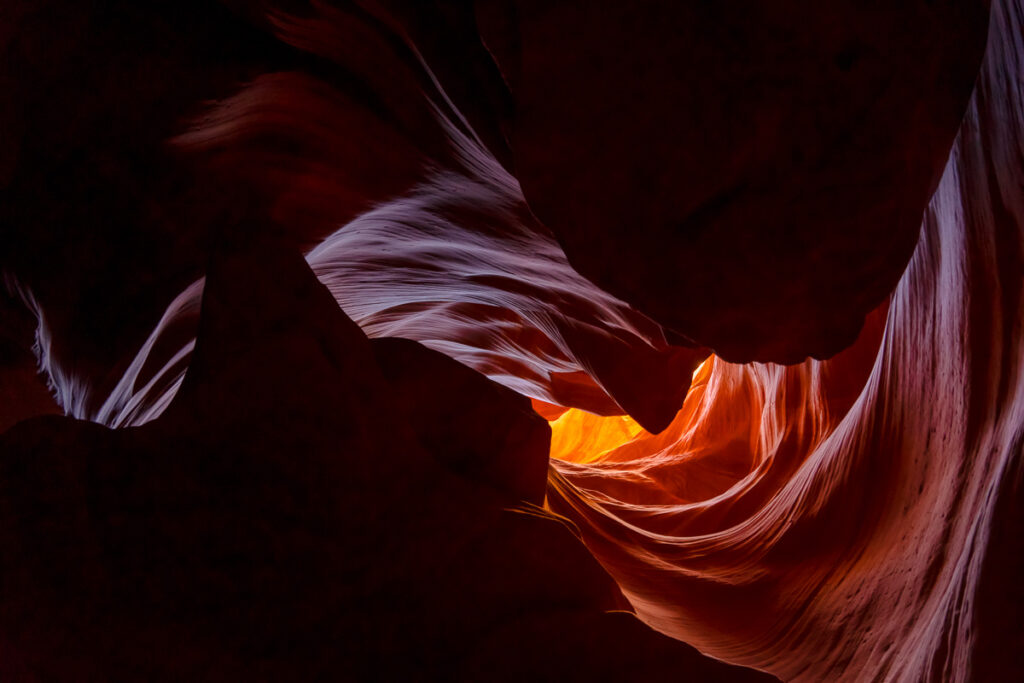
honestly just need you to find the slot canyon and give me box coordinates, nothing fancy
[1,1,1022,680]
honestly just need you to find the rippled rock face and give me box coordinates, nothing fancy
[1,1,1021,681]
[1,241,773,681]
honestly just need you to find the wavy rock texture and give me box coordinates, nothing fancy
[548,2,1024,679]
[1,241,770,681]
[0,0,1021,681]
[46,123,702,435]
[0,0,704,436]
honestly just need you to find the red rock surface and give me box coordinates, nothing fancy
[546,3,1024,678]
[0,240,773,681]
[1,1,1021,681]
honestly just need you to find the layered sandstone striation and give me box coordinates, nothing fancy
[1,1,1020,680]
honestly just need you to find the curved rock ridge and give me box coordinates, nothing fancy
[43,116,702,435]
[547,2,1024,679]
[0,238,776,681]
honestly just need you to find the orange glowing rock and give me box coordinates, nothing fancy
[540,7,1024,676]
[548,409,646,465]
[548,358,716,465]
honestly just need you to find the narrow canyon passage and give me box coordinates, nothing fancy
[1,1,1021,680]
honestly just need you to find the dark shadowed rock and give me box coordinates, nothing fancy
[371,336,551,504]
[474,0,989,362]
[0,240,776,681]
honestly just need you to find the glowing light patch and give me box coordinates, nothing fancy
[548,409,648,464]
[547,355,715,464]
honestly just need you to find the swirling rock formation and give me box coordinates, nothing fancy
[546,3,1024,678]
[0,240,772,681]
[1,0,1021,681]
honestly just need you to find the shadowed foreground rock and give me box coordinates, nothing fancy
[0,241,775,682]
